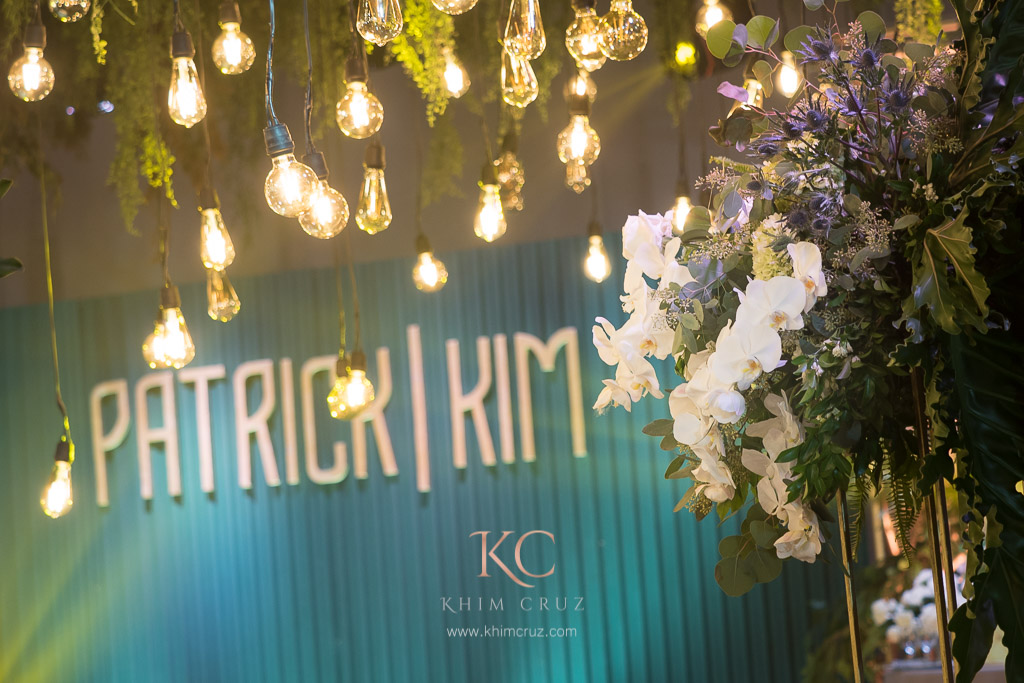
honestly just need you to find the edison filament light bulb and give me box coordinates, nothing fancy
[263,124,318,217]
[412,235,448,292]
[8,23,54,102]
[142,317,167,369]
[328,352,375,419]
[474,164,507,243]
[357,0,403,46]
[336,57,384,139]
[168,29,208,128]
[584,232,611,283]
[500,48,538,109]
[212,2,256,75]
[431,0,477,15]
[442,47,470,98]
[565,0,605,72]
[778,51,802,97]
[566,158,591,194]
[49,0,90,22]
[565,69,596,103]
[672,194,693,233]
[356,140,392,235]
[198,190,235,270]
[597,0,647,61]
[503,0,546,60]
[696,0,731,37]
[152,285,196,369]
[299,152,349,239]
[494,131,525,212]
[742,77,764,109]
[557,95,601,166]
[207,268,241,322]
[41,437,74,519]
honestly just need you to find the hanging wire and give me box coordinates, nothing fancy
[479,113,494,164]
[158,195,172,287]
[192,0,215,191]
[344,231,361,352]
[302,0,316,155]
[265,0,279,125]
[414,121,425,238]
[36,116,70,439]
[172,0,184,31]
[334,242,346,356]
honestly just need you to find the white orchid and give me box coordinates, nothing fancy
[593,378,636,413]
[594,353,664,413]
[708,323,783,390]
[735,276,807,331]
[624,236,681,293]
[593,316,643,367]
[669,389,711,445]
[691,429,736,502]
[747,392,803,468]
[774,504,823,563]
[627,285,676,360]
[681,365,747,423]
[741,447,792,521]
[621,211,674,260]
[787,242,827,312]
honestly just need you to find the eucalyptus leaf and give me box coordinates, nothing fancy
[904,42,935,65]
[784,26,815,54]
[857,11,886,43]
[706,20,738,59]
[0,179,11,200]
[715,556,757,596]
[642,419,674,437]
[753,60,774,97]
[746,16,778,49]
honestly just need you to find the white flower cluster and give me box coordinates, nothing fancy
[593,212,831,563]
[871,569,966,649]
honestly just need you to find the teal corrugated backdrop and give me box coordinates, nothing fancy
[0,233,840,683]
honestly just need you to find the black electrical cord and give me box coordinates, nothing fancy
[158,195,172,287]
[192,0,215,192]
[265,0,279,125]
[334,242,346,356]
[172,0,184,31]
[302,0,316,155]
[344,231,361,352]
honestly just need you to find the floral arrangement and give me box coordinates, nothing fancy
[871,567,961,659]
[592,1,1024,677]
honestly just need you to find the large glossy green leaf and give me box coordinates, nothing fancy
[0,257,22,279]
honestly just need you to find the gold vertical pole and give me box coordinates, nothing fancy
[925,494,954,683]
[836,490,865,683]
[935,481,959,617]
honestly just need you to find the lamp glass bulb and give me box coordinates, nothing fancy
[200,207,235,270]
[336,81,384,139]
[494,151,525,212]
[500,49,538,108]
[672,196,693,233]
[264,153,318,217]
[153,306,196,369]
[168,56,207,127]
[565,69,596,103]
[557,114,601,165]
[584,235,612,283]
[565,7,606,72]
[356,166,392,235]
[503,0,545,60]
[778,51,802,97]
[207,268,241,322]
[412,251,448,292]
[142,320,166,369]
[742,77,764,109]
[566,158,591,194]
[357,0,403,46]
[431,0,477,14]
[474,183,507,243]
[443,49,471,98]
[41,459,73,518]
[299,180,350,239]
[696,0,731,37]
[49,0,90,22]
[328,367,375,419]
[8,47,54,102]
[597,0,647,61]
[212,22,256,74]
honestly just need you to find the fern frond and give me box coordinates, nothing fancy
[883,454,923,560]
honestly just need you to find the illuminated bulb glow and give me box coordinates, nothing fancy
[501,49,539,108]
[356,167,392,235]
[168,57,207,127]
[696,0,732,38]
[412,251,448,292]
[8,47,54,101]
[49,0,91,22]
[742,78,764,109]
[778,52,801,97]
[431,0,478,15]
[357,0,403,46]
[41,459,73,518]
[327,366,376,419]
[597,0,648,61]
[557,114,601,166]
[153,307,196,369]
[200,208,235,270]
[566,159,591,194]
[565,7,606,72]
[503,0,546,60]
[299,180,349,239]
[584,235,612,283]
[672,196,693,233]
[474,184,507,243]
[566,69,596,102]
[212,22,256,74]
[207,269,241,322]
[264,153,318,217]
[142,321,167,369]
[443,51,470,98]
[674,41,697,68]
[336,81,384,139]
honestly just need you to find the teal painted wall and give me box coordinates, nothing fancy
[0,233,840,682]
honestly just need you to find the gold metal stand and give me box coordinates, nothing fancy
[837,490,865,683]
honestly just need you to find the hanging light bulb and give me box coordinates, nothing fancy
[48,0,90,22]
[356,139,392,235]
[41,436,74,518]
[494,131,525,212]
[142,285,196,370]
[674,41,698,70]
[565,0,605,72]
[431,0,477,15]
[474,163,507,243]
[8,20,54,102]
[212,2,256,75]
[442,46,470,98]
[328,351,375,419]
[298,152,350,239]
[167,26,208,128]
[696,0,732,38]
[198,188,236,270]
[597,0,647,61]
[336,55,384,139]
[500,48,538,108]
[207,268,241,322]
[564,68,596,104]
[412,234,448,292]
[503,0,545,60]
[672,193,693,234]
[557,94,601,167]
[741,77,764,109]
[357,0,403,47]
[263,124,319,217]
[778,50,802,98]
[566,158,591,194]
[584,223,611,283]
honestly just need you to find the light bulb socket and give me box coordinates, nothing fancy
[335,355,350,378]
[571,0,597,10]
[568,93,591,117]
[675,178,691,197]
[264,123,295,157]
[480,162,498,186]
[415,233,432,255]
[171,29,196,59]
[198,186,220,211]
[160,284,182,310]
[500,130,519,155]
[24,23,46,50]
[54,436,73,463]
[302,151,330,180]
[588,219,602,238]
[364,140,385,170]
[218,1,242,25]
[345,54,368,84]
[350,349,367,372]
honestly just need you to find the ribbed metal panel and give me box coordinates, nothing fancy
[0,233,841,682]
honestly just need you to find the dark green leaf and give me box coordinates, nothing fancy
[0,257,23,279]
[643,419,674,437]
